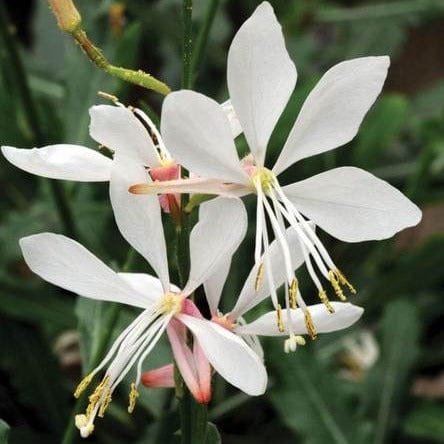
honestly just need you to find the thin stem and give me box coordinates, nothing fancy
[0,3,78,239]
[190,0,220,87]
[61,250,137,444]
[182,0,193,89]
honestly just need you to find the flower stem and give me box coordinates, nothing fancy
[182,0,193,89]
[190,0,220,87]
[0,3,78,239]
[60,249,136,444]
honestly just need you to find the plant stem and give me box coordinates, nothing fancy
[190,0,220,87]
[0,3,78,239]
[61,249,136,444]
[182,0,193,89]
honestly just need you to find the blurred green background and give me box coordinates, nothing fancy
[1,0,444,443]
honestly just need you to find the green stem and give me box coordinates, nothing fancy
[182,0,193,89]
[61,250,137,444]
[0,3,78,239]
[190,0,220,87]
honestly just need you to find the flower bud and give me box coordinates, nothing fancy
[48,0,81,33]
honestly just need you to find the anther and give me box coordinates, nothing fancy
[334,269,357,294]
[276,304,285,333]
[318,289,335,313]
[255,263,264,292]
[74,373,94,398]
[304,310,317,340]
[289,278,298,309]
[328,270,347,301]
[85,376,109,418]
[98,391,112,418]
[98,91,119,103]
[128,383,139,413]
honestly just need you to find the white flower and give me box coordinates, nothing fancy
[19,197,266,437]
[130,1,421,330]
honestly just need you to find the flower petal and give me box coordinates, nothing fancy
[161,90,248,183]
[230,228,305,318]
[236,302,363,336]
[178,314,267,396]
[221,99,242,138]
[1,145,111,181]
[19,233,148,308]
[110,155,170,289]
[283,166,422,242]
[204,257,231,315]
[273,56,390,175]
[117,273,177,303]
[89,105,160,167]
[183,197,247,295]
[227,2,296,166]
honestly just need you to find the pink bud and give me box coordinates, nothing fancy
[141,364,174,388]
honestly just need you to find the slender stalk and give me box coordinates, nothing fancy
[0,3,78,239]
[190,0,220,87]
[61,250,137,444]
[182,0,193,89]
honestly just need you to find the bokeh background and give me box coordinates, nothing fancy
[1,0,443,443]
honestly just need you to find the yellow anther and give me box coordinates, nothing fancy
[289,278,298,309]
[250,167,276,194]
[74,373,94,399]
[98,91,119,103]
[128,383,139,414]
[160,292,183,315]
[328,270,346,301]
[255,263,264,292]
[98,390,112,418]
[304,310,317,340]
[276,304,285,333]
[85,376,110,419]
[334,269,357,294]
[318,289,335,313]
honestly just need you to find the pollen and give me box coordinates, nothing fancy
[304,310,317,340]
[318,289,335,313]
[86,375,110,418]
[289,278,298,309]
[159,292,184,315]
[250,167,276,194]
[328,270,347,301]
[128,383,139,413]
[255,263,264,291]
[334,269,357,294]
[74,372,94,398]
[276,304,285,333]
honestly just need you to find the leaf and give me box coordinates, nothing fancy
[0,420,10,444]
[403,401,444,443]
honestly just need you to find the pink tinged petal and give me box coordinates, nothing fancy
[183,197,247,295]
[273,56,390,175]
[236,302,364,336]
[19,233,149,308]
[129,177,250,198]
[89,105,161,167]
[149,163,181,213]
[110,156,170,289]
[117,272,178,304]
[221,99,242,138]
[193,340,212,404]
[1,145,111,181]
[282,166,422,242]
[178,314,267,396]
[141,363,175,388]
[182,298,204,319]
[167,320,211,404]
[161,90,248,184]
[227,1,297,167]
[230,228,305,319]
[204,257,231,315]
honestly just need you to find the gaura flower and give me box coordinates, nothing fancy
[130,1,421,333]
[19,197,266,437]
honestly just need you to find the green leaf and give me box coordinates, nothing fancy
[0,420,10,444]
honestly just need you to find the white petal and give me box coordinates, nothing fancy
[178,314,267,395]
[204,257,231,315]
[283,166,422,242]
[110,155,170,289]
[273,56,390,175]
[230,228,305,318]
[89,105,160,167]
[227,2,296,166]
[117,273,177,303]
[161,91,248,183]
[1,145,111,181]
[221,100,242,138]
[183,198,247,295]
[19,233,148,308]
[236,302,363,336]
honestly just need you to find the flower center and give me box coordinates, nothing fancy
[248,166,276,194]
[159,292,184,315]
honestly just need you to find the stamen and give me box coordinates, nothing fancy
[86,375,110,419]
[284,334,306,353]
[318,289,335,313]
[75,414,94,438]
[128,383,139,413]
[335,269,357,294]
[255,263,264,292]
[276,304,284,333]
[98,391,112,418]
[328,270,347,301]
[74,372,94,398]
[289,278,298,309]
[304,310,317,340]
